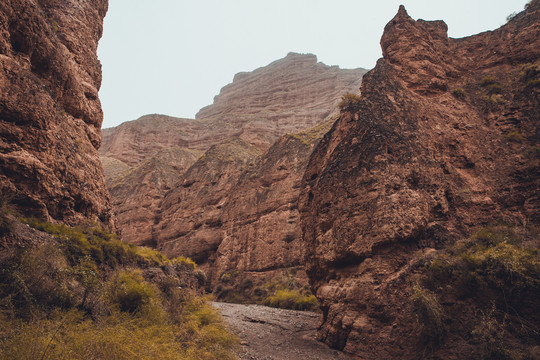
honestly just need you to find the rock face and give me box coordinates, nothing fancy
[208,118,336,293]
[101,54,366,256]
[101,115,206,245]
[196,52,365,149]
[0,0,114,228]
[300,4,539,359]
[155,119,335,294]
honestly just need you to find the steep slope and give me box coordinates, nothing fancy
[101,114,223,166]
[156,137,262,263]
[209,117,337,297]
[196,52,365,148]
[102,54,366,249]
[300,3,539,359]
[0,0,114,228]
[154,119,336,301]
[108,147,202,246]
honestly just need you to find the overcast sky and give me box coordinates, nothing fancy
[97,0,529,129]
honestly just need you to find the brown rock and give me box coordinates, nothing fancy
[108,147,202,246]
[156,137,262,264]
[300,3,539,359]
[102,54,366,258]
[210,118,336,291]
[0,0,114,228]
[196,52,365,149]
[101,114,217,167]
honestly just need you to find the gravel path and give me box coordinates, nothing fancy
[213,302,355,360]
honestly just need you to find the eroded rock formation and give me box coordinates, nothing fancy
[300,4,539,359]
[0,0,114,228]
[101,54,366,262]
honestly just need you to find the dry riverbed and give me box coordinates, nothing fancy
[213,302,355,360]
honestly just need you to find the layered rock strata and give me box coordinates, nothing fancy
[300,4,539,359]
[101,54,366,257]
[0,0,114,228]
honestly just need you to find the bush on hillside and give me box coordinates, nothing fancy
[0,219,238,359]
[338,93,363,113]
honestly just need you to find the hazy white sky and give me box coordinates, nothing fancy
[98,0,529,129]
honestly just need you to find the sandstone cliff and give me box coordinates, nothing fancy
[101,54,366,254]
[0,0,114,228]
[300,3,539,359]
[196,52,365,149]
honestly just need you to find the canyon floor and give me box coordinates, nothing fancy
[213,302,355,360]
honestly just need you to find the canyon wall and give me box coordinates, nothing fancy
[101,54,366,272]
[0,0,114,228]
[300,3,539,359]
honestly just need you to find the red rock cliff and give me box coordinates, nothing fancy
[101,54,366,248]
[0,0,114,228]
[300,3,539,359]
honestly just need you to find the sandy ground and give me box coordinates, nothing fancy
[213,302,355,360]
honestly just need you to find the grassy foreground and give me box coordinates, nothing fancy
[0,218,238,360]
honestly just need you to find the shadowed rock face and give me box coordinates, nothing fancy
[300,3,539,359]
[101,54,366,256]
[0,0,114,228]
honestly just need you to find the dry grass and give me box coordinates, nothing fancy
[0,220,238,359]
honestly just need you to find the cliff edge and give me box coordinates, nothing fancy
[300,3,539,358]
[0,0,114,229]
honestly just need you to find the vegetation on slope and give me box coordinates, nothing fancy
[215,268,318,311]
[287,114,338,146]
[0,218,237,359]
[414,225,539,359]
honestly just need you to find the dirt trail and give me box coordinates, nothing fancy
[213,302,355,360]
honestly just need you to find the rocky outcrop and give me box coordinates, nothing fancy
[196,52,365,149]
[0,0,114,228]
[153,118,334,294]
[100,115,210,244]
[208,117,336,293]
[300,3,539,359]
[101,114,220,167]
[107,147,202,246]
[102,54,366,251]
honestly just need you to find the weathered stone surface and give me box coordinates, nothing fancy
[208,118,336,291]
[102,54,366,257]
[108,147,202,246]
[101,114,219,167]
[196,52,365,149]
[300,3,539,359]
[155,137,262,262]
[0,0,114,228]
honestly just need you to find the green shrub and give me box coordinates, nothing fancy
[483,94,505,105]
[471,307,513,360]
[451,88,466,99]
[20,218,180,268]
[481,77,498,86]
[288,115,337,145]
[411,285,445,344]
[107,269,158,314]
[0,243,75,316]
[486,83,503,95]
[172,256,197,270]
[134,246,169,266]
[522,64,539,81]
[0,219,238,359]
[506,11,518,21]
[424,226,540,307]
[338,93,363,113]
[263,289,318,311]
[0,305,237,360]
